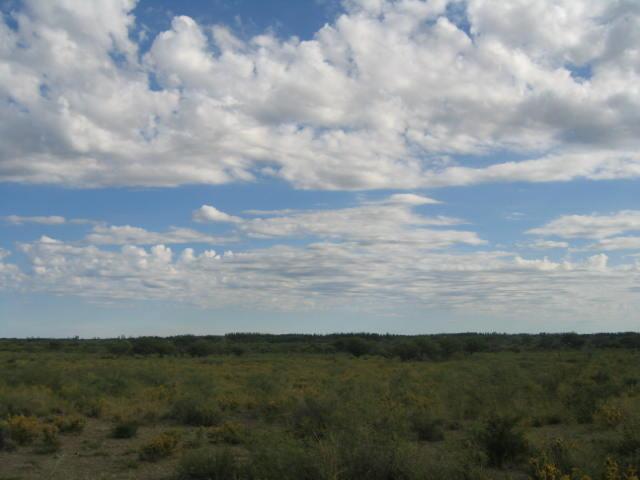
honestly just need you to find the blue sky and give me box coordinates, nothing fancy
[1,0,640,337]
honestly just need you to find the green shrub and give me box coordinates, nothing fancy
[336,429,422,480]
[111,420,139,439]
[290,395,335,438]
[247,433,321,480]
[170,395,223,427]
[207,421,244,445]
[139,431,180,461]
[617,421,640,456]
[0,421,17,451]
[188,340,216,357]
[475,415,529,468]
[132,337,176,356]
[6,415,41,446]
[36,424,61,454]
[337,337,372,357]
[392,341,422,361]
[106,340,132,355]
[176,448,244,480]
[54,414,86,434]
[410,410,445,442]
[0,385,61,417]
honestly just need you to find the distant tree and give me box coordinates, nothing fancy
[537,334,557,350]
[392,341,421,361]
[437,336,462,358]
[230,345,246,356]
[560,332,585,349]
[619,333,640,350]
[464,337,488,355]
[106,340,132,355]
[187,339,215,357]
[132,337,176,356]
[414,337,442,360]
[338,337,372,357]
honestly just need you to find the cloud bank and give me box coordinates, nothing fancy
[1,0,639,189]
[2,199,640,322]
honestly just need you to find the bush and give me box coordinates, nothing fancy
[0,385,61,417]
[111,420,139,439]
[336,429,422,480]
[338,337,372,357]
[475,415,529,468]
[0,421,17,451]
[176,448,243,480]
[290,395,335,438]
[54,414,86,434]
[170,395,223,427]
[132,337,176,356]
[106,340,132,355]
[139,431,180,461]
[392,341,422,361]
[410,410,445,442]
[37,424,61,454]
[247,434,321,480]
[617,421,640,456]
[6,415,41,446]
[188,340,216,357]
[207,421,244,445]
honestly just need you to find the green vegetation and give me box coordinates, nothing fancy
[0,333,639,479]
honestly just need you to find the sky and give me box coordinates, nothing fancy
[1,0,640,337]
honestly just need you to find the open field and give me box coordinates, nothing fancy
[1,335,639,479]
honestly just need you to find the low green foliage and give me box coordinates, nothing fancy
[409,409,445,442]
[0,337,639,479]
[176,448,243,480]
[170,395,224,427]
[111,419,139,439]
[6,415,41,446]
[53,414,86,434]
[139,430,180,461]
[475,415,529,467]
[36,423,60,454]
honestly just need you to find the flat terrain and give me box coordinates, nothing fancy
[1,345,639,479]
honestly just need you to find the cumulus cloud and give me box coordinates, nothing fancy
[192,205,242,224]
[1,0,639,189]
[11,234,639,320]
[0,248,24,289]
[0,195,636,321]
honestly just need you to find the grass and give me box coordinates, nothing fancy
[0,346,639,479]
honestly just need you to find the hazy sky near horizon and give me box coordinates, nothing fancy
[1,0,640,337]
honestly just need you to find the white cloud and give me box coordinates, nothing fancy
[0,248,24,289]
[192,205,243,224]
[588,236,640,252]
[191,194,480,248]
[384,194,441,205]
[528,210,640,239]
[11,235,639,320]
[2,215,95,225]
[528,240,569,249]
[85,224,230,245]
[3,215,67,225]
[1,195,637,321]
[1,0,639,189]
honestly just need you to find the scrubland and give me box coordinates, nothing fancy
[0,333,639,479]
